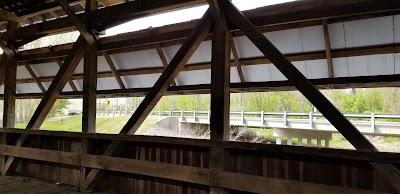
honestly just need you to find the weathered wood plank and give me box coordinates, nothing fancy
[155,44,177,86]
[322,19,334,78]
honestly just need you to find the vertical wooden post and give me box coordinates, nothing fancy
[1,56,16,175]
[81,0,97,190]
[209,1,231,192]
[82,45,97,133]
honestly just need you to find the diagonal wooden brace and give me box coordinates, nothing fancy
[80,10,213,192]
[218,0,400,192]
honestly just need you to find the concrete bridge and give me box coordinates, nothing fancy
[150,110,400,136]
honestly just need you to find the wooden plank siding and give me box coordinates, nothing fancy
[0,129,397,193]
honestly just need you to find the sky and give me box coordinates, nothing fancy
[105,0,295,36]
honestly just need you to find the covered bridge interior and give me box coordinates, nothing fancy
[0,0,400,193]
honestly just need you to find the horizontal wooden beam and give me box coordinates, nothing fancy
[12,0,400,51]
[0,143,392,193]
[3,74,400,99]
[1,128,400,163]
[14,43,400,86]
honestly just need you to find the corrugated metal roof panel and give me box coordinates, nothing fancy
[177,70,210,85]
[30,62,59,77]
[16,66,32,79]
[344,16,394,48]
[230,67,241,83]
[333,58,349,78]
[16,83,42,94]
[97,77,120,90]
[328,22,346,50]
[395,15,400,43]
[97,56,112,72]
[242,64,271,82]
[305,59,329,79]
[300,26,325,52]
[396,53,400,74]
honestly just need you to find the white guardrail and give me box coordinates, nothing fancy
[96,110,400,135]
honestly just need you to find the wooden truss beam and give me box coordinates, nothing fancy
[2,36,89,175]
[55,59,78,91]
[231,35,245,83]
[103,52,126,89]
[0,10,26,23]
[4,74,400,99]
[56,0,97,46]
[155,44,177,86]
[218,0,400,192]
[24,63,46,93]
[323,20,334,78]
[79,10,213,191]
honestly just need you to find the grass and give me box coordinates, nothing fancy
[15,115,162,134]
[14,116,400,152]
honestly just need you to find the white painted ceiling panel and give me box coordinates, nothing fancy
[332,58,348,78]
[16,66,32,79]
[74,60,84,74]
[162,45,180,63]
[233,36,263,58]
[125,49,163,69]
[347,56,370,77]
[268,64,287,81]
[328,22,346,49]
[300,26,325,52]
[292,61,308,77]
[30,62,59,77]
[121,75,140,88]
[305,59,329,79]
[41,82,51,90]
[344,16,394,48]
[62,83,74,92]
[177,70,210,85]
[72,80,83,91]
[97,77,120,90]
[97,56,112,72]
[242,64,271,82]
[187,40,212,64]
[16,83,42,94]
[110,52,133,70]
[230,67,241,83]
[264,29,303,54]
[135,74,162,88]
[396,54,400,74]
[367,54,395,76]
[395,15,400,43]
[0,85,4,94]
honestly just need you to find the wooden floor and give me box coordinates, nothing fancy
[0,175,110,194]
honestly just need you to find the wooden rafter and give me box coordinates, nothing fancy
[0,10,26,23]
[24,63,46,93]
[155,44,177,86]
[323,19,334,78]
[56,0,97,46]
[2,36,89,175]
[231,35,245,83]
[218,0,400,192]
[80,10,213,191]
[103,52,126,89]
